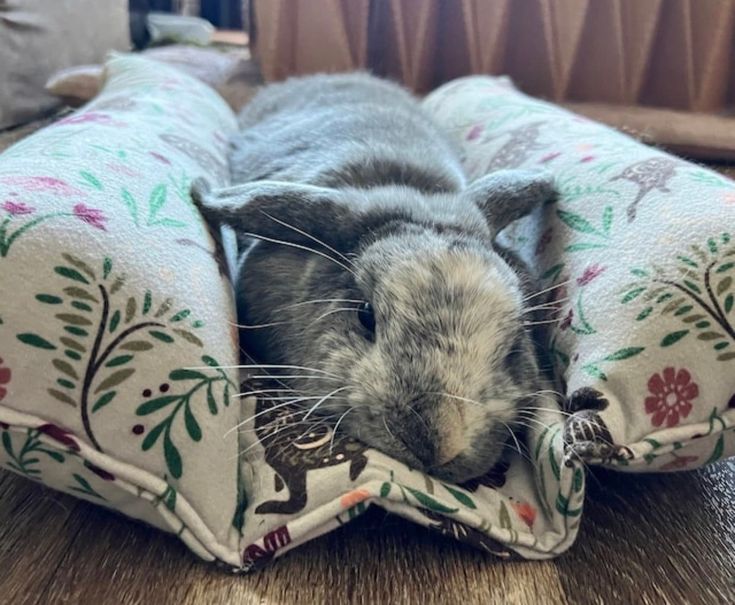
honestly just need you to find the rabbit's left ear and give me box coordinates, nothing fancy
[463,170,556,238]
[190,177,361,251]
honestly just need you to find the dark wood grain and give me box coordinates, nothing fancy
[1,461,734,605]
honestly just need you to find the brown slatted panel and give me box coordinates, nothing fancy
[502,0,556,98]
[251,0,293,82]
[544,0,590,101]
[251,0,735,112]
[690,0,735,112]
[291,0,358,75]
[640,0,695,109]
[619,0,664,105]
[566,0,627,103]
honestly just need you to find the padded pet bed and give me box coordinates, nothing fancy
[0,56,733,571]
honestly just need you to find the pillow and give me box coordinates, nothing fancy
[45,45,262,111]
[0,0,130,128]
[3,66,731,572]
[422,76,735,473]
[0,59,581,570]
[0,55,244,566]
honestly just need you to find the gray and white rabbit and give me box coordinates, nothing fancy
[192,73,556,482]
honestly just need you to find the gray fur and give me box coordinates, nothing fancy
[193,73,556,482]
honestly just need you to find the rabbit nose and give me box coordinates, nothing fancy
[434,403,464,466]
[435,441,462,466]
[392,419,436,468]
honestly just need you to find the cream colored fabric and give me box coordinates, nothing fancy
[1,64,732,572]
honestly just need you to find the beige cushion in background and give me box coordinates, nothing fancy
[0,0,130,129]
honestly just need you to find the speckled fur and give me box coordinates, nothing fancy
[192,73,556,482]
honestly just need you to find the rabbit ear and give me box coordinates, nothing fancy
[463,170,556,238]
[190,178,359,250]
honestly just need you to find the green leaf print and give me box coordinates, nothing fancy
[69,473,105,500]
[601,347,645,362]
[0,428,66,479]
[498,501,512,529]
[134,356,235,479]
[79,171,103,190]
[404,487,458,514]
[623,233,735,360]
[18,255,209,453]
[121,188,139,226]
[16,333,57,350]
[555,493,582,517]
[557,210,597,234]
[442,484,477,509]
[148,184,167,220]
[122,184,188,228]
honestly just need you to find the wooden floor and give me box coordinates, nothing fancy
[1,461,734,605]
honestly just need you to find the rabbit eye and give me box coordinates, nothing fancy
[357,301,376,337]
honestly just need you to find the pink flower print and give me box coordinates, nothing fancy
[149,151,171,165]
[539,151,562,163]
[645,367,699,428]
[105,162,140,178]
[576,264,606,286]
[58,112,124,127]
[576,143,593,153]
[579,155,596,163]
[0,356,11,401]
[659,454,698,471]
[73,203,107,231]
[0,176,83,197]
[2,200,35,216]
[722,192,735,206]
[466,124,483,141]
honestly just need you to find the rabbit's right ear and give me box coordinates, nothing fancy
[190,178,359,250]
[463,170,557,239]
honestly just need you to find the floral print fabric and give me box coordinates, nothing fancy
[422,76,735,474]
[0,65,732,572]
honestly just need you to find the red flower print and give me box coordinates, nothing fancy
[576,264,606,286]
[511,501,537,528]
[659,455,698,471]
[2,200,35,216]
[645,368,699,428]
[73,203,107,231]
[0,356,11,401]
